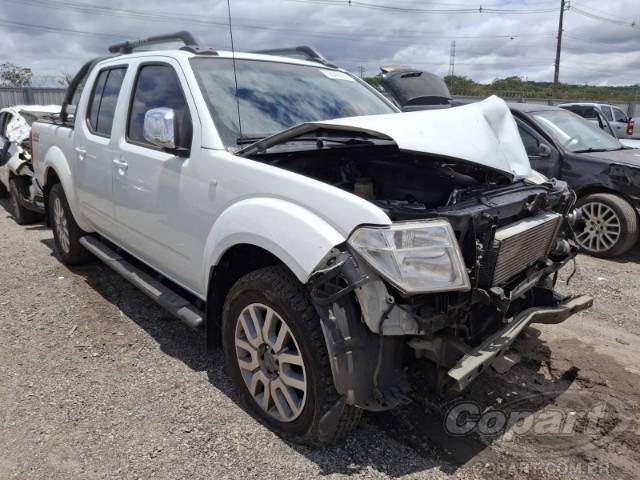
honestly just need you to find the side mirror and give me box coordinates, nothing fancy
[143,107,177,151]
[538,143,552,158]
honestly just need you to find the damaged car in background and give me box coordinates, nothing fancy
[31,34,591,445]
[0,105,60,224]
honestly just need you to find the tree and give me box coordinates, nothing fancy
[57,71,75,87]
[0,63,33,87]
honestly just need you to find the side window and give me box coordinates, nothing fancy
[87,70,108,131]
[613,107,627,123]
[601,107,613,121]
[128,64,192,149]
[518,126,540,157]
[86,67,126,137]
[575,106,596,119]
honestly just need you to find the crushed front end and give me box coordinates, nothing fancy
[309,178,592,410]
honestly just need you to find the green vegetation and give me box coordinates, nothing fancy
[0,63,33,88]
[364,73,640,102]
[442,75,640,101]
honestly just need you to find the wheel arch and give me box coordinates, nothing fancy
[205,243,287,348]
[574,184,639,218]
[41,147,91,231]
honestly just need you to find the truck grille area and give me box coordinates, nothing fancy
[478,213,562,287]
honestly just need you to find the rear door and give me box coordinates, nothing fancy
[611,107,629,138]
[75,66,127,232]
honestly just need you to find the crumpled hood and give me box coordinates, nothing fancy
[239,95,531,180]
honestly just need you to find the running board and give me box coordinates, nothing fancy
[79,236,204,330]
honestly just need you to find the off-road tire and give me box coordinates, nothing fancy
[222,265,362,445]
[576,193,638,258]
[48,183,93,265]
[9,177,41,225]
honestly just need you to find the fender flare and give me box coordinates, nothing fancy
[202,197,346,289]
[42,147,93,232]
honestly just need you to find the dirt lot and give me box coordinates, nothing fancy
[1,198,640,480]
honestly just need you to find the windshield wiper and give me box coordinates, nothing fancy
[290,136,376,146]
[573,147,612,153]
[237,135,267,145]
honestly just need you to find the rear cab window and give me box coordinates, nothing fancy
[613,107,627,123]
[601,106,613,121]
[86,67,127,137]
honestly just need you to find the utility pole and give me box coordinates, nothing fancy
[448,40,456,77]
[358,65,365,78]
[553,0,566,98]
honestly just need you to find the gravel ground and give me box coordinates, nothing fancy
[1,198,639,480]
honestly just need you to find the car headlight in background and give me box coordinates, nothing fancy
[348,220,470,294]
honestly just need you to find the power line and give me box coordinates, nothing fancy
[0,0,557,44]
[0,18,125,40]
[569,4,638,28]
[285,0,558,14]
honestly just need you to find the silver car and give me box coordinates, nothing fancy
[559,102,632,139]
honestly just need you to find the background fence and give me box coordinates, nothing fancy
[0,87,66,109]
[1,87,638,117]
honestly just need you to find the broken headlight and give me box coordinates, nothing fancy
[348,220,470,294]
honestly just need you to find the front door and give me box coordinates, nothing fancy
[113,61,198,291]
[517,120,562,179]
[75,67,127,231]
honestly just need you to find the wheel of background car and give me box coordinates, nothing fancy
[575,193,638,258]
[222,265,362,445]
[48,183,93,265]
[8,178,40,225]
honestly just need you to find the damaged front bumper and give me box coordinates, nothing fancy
[447,294,593,391]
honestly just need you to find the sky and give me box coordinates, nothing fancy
[0,0,639,88]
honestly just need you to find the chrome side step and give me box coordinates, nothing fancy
[79,236,204,330]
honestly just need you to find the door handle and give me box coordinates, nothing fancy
[112,158,128,171]
[74,147,86,161]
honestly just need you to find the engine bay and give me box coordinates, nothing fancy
[250,144,514,220]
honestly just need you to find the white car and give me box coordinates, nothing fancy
[30,32,590,444]
[0,104,60,223]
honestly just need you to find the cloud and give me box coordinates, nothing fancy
[0,0,639,86]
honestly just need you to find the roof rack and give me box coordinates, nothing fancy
[108,30,217,54]
[252,46,337,68]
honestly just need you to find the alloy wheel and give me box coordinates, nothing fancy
[234,303,307,422]
[53,197,71,254]
[575,201,622,253]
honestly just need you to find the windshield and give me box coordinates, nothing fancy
[530,109,622,153]
[191,58,396,146]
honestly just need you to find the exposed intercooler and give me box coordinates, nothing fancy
[479,212,563,287]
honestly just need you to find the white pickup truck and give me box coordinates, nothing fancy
[31,32,591,445]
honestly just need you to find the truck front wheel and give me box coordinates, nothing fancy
[222,265,362,445]
[48,183,93,265]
